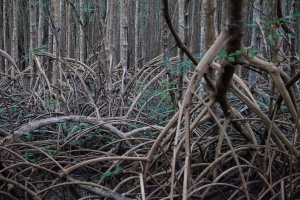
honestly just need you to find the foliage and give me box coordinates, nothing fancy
[217,49,263,62]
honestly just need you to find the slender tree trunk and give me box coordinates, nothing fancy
[53,0,61,111]
[38,0,44,48]
[12,0,19,77]
[3,1,8,74]
[37,0,45,70]
[205,0,216,81]
[0,1,3,74]
[108,0,115,92]
[29,0,37,87]
[22,2,29,71]
[134,0,139,72]
[79,0,85,62]
[249,0,261,88]
[120,0,128,93]
[140,0,145,66]
[200,1,206,53]
[204,0,219,139]
[47,3,53,80]
[177,0,185,103]
[189,0,196,53]
[66,1,72,58]
[60,0,66,58]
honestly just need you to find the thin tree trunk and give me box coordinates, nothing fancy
[177,0,185,103]
[3,0,8,73]
[22,2,29,71]
[29,0,37,87]
[47,3,53,80]
[66,1,72,58]
[140,0,145,66]
[12,0,19,77]
[38,0,44,48]
[249,0,261,88]
[0,1,3,74]
[120,0,128,93]
[200,1,206,53]
[79,0,85,62]
[108,0,115,92]
[53,0,61,112]
[60,0,66,58]
[134,0,139,72]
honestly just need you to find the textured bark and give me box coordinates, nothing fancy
[277,0,299,77]
[108,0,116,92]
[38,0,44,48]
[79,0,85,62]
[3,1,7,73]
[140,0,145,66]
[177,0,185,103]
[12,0,19,76]
[60,0,66,58]
[200,1,206,53]
[29,0,37,87]
[248,0,261,88]
[47,4,53,80]
[134,0,139,72]
[214,1,250,141]
[120,0,128,92]
[0,1,3,74]
[66,2,70,57]
[52,0,61,112]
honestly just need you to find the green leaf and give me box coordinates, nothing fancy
[273,33,281,39]
[277,17,286,23]
[101,172,112,178]
[249,51,255,57]
[278,29,285,35]
[248,49,263,57]
[113,166,122,174]
[287,33,297,39]
[236,49,246,55]
[227,57,235,62]
[217,50,227,58]
[247,24,258,28]
[263,20,273,25]
[292,11,300,17]
[24,148,29,160]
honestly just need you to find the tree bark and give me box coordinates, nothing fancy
[29,0,37,87]
[79,0,85,62]
[134,0,139,72]
[248,0,261,88]
[12,0,19,77]
[52,0,61,112]
[120,0,128,93]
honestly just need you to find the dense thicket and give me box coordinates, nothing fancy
[0,0,300,199]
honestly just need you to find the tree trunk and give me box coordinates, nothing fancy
[108,0,116,92]
[12,0,19,77]
[3,0,8,74]
[52,0,61,112]
[134,0,139,72]
[248,0,261,88]
[0,0,3,75]
[79,0,85,62]
[120,0,128,93]
[29,0,37,87]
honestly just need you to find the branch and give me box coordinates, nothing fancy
[161,0,197,65]
[67,176,134,200]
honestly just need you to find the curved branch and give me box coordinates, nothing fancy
[161,0,197,65]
